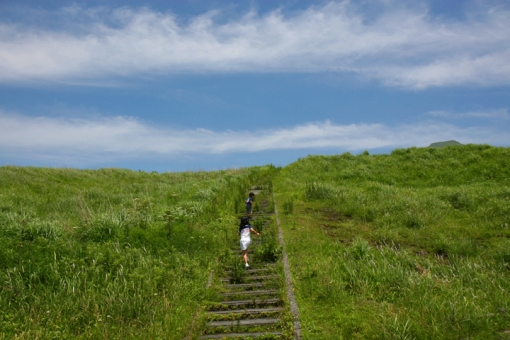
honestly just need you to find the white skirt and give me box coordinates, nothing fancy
[240,238,251,251]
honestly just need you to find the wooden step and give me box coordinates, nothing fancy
[221,275,278,282]
[206,307,283,316]
[223,282,266,290]
[199,331,282,339]
[231,250,255,256]
[208,317,280,327]
[220,289,279,297]
[227,268,274,275]
[215,298,281,308]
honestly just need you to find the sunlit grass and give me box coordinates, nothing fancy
[275,145,510,339]
[0,165,279,338]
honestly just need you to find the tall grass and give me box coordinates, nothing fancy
[0,165,278,338]
[274,145,510,339]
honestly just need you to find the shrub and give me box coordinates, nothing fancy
[282,197,294,215]
[254,235,282,263]
[350,238,371,260]
[403,210,425,229]
[443,191,473,210]
[305,182,336,200]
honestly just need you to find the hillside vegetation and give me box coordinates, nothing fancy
[1,144,509,339]
[0,165,276,339]
[274,144,510,339]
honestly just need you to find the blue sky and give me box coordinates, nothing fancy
[1,0,509,172]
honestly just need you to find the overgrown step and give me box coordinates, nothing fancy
[221,275,278,283]
[226,268,274,275]
[199,189,290,339]
[206,307,283,316]
[220,285,277,292]
[220,289,279,297]
[199,331,282,339]
[251,211,273,215]
[231,248,254,253]
[211,298,282,309]
[208,318,280,328]
[223,282,266,290]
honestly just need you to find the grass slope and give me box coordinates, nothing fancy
[0,165,277,339]
[274,145,510,339]
[2,144,509,339]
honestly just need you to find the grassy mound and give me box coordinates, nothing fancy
[0,165,276,339]
[274,145,510,339]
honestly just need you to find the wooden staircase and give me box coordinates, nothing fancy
[200,264,284,339]
[198,188,292,339]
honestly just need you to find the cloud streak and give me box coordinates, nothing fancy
[1,112,508,166]
[428,108,510,119]
[1,1,510,88]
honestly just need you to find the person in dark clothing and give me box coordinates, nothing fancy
[245,192,255,216]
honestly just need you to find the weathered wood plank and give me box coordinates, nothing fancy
[208,318,280,327]
[221,275,278,282]
[220,289,279,297]
[216,298,281,307]
[206,307,283,315]
[199,331,282,339]
[223,282,266,289]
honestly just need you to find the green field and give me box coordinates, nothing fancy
[0,165,277,339]
[274,145,510,339]
[1,144,509,339]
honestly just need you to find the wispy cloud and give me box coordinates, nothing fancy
[1,1,509,88]
[428,108,510,119]
[1,112,508,165]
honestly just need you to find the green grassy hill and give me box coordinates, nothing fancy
[1,144,509,339]
[274,144,510,339]
[0,165,277,339]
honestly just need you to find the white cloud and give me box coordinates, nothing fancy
[1,1,510,88]
[428,108,510,119]
[1,112,508,165]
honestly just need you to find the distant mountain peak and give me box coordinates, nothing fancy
[429,140,463,148]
